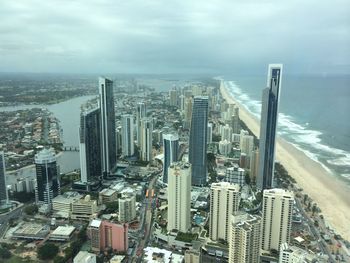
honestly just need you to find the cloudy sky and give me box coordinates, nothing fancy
[0,0,349,74]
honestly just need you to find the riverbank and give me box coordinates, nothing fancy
[220,82,350,241]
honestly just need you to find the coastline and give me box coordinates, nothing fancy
[220,82,350,241]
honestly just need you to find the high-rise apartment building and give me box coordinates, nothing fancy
[261,188,294,252]
[140,117,153,161]
[232,106,240,134]
[167,162,191,233]
[35,148,60,206]
[169,88,178,107]
[162,133,179,184]
[229,212,261,263]
[240,134,254,158]
[207,123,213,144]
[225,165,245,186]
[250,149,259,180]
[257,64,283,190]
[118,194,136,223]
[136,102,147,146]
[184,97,193,129]
[79,108,102,185]
[88,219,128,253]
[0,152,9,204]
[209,182,240,241]
[189,96,208,186]
[121,114,134,157]
[99,77,117,178]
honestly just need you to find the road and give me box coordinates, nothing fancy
[295,199,335,262]
[131,174,158,262]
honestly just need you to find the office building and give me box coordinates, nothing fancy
[99,77,117,177]
[209,182,240,241]
[162,133,179,184]
[167,162,191,232]
[118,194,136,223]
[136,102,147,146]
[121,114,135,157]
[189,96,208,186]
[257,64,283,190]
[261,189,294,252]
[225,165,245,186]
[79,108,102,185]
[35,148,60,206]
[140,117,153,161]
[0,152,9,204]
[229,212,261,263]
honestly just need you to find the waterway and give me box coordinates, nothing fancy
[0,95,97,174]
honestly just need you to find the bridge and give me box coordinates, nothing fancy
[63,146,79,152]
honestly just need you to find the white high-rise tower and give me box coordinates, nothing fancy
[121,114,134,157]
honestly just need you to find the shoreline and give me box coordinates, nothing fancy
[220,82,350,241]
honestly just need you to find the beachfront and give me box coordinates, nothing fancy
[220,82,350,241]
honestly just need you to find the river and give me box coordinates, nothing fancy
[0,95,97,174]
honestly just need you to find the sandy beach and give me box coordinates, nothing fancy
[220,82,350,241]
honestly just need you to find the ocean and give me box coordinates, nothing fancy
[223,74,350,184]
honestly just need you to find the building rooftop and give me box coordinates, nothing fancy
[90,219,102,228]
[51,226,75,237]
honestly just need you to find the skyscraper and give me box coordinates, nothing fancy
[229,212,261,263]
[99,77,117,178]
[0,152,9,204]
[207,123,213,144]
[162,133,179,184]
[257,64,283,190]
[136,102,147,146]
[121,114,134,157]
[35,148,60,206]
[209,182,240,242]
[231,105,240,134]
[189,96,208,186]
[167,162,191,232]
[261,188,294,252]
[79,108,102,185]
[140,117,153,161]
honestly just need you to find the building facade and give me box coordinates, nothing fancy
[140,117,153,161]
[257,64,283,190]
[189,96,208,186]
[261,188,294,252]
[121,114,135,157]
[167,162,191,233]
[118,194,136,223]
[225,165,245,186]
[79,108,102,185]
[35,148,60,206]
[0,152,9,204]
[136,102,147,146]
[229,212,261,263]
[99,77,117,178]
[162,133,179,184]
[209,182,240,241]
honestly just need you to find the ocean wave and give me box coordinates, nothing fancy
[223,80,350,180]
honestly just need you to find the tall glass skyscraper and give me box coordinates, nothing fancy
[79,107,102,185]
[189,96,208,186]
[0,152,9,204]
[35,148,60,206]
[122,114,135,157]
[99,77,117,178]
[257,64,283,190]
[162,133,179,184]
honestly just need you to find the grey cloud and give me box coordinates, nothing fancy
[0,0,349,74]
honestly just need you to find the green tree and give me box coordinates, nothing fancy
[245,173,251,185]
[37,243,59,260]
[54,255,66,263]
[0,247,12,259]
[24,204,38,215]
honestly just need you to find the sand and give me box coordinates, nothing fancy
[220,83,350,241]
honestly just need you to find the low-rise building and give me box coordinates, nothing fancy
[50,225,76,241]
[74,251,96,263]
[225,165,245,186]
[99,188,118,204]
[71,195,98,220]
